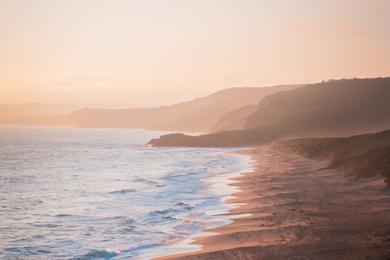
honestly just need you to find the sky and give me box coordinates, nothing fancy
[0,0,389,107]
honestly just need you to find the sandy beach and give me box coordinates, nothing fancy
[159,146,390,260]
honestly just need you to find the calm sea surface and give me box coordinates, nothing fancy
[0,126,252,259]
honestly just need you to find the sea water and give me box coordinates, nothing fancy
[0,126,252,259]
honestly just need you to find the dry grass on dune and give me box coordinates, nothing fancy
[279,129,390,185]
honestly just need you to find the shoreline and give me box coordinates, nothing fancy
[139,147,256,260]
[153,147,260,260]
[156,146,390,260]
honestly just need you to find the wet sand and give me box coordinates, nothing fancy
[159,146,390,260]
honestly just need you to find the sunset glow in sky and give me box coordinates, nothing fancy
[1,0,389,107]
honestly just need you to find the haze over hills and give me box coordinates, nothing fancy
[210,104,258,132]
[0,85,300,133]
[0,103,87,120]
[0,103,137,120]
[149,77,390,147]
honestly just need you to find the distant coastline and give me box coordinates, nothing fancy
[2,77,390,259]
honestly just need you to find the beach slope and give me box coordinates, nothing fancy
[159,146,390,259]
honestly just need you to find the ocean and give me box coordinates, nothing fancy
[0,126,252,259]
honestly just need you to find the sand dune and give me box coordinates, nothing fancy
[279,129,390,185]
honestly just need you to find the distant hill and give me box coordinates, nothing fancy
[0,103,136,120]
[279,129,390,185]
[149,78,390,147]
[245,78,390,133]
[210,104,258,132]
[1,85,299,133]
[0,103,86,119]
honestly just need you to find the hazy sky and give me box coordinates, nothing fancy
[0,0,389,107]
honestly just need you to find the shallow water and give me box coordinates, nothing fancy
[0,126,252,259]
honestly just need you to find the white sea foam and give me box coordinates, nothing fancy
[0,126,253,259]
